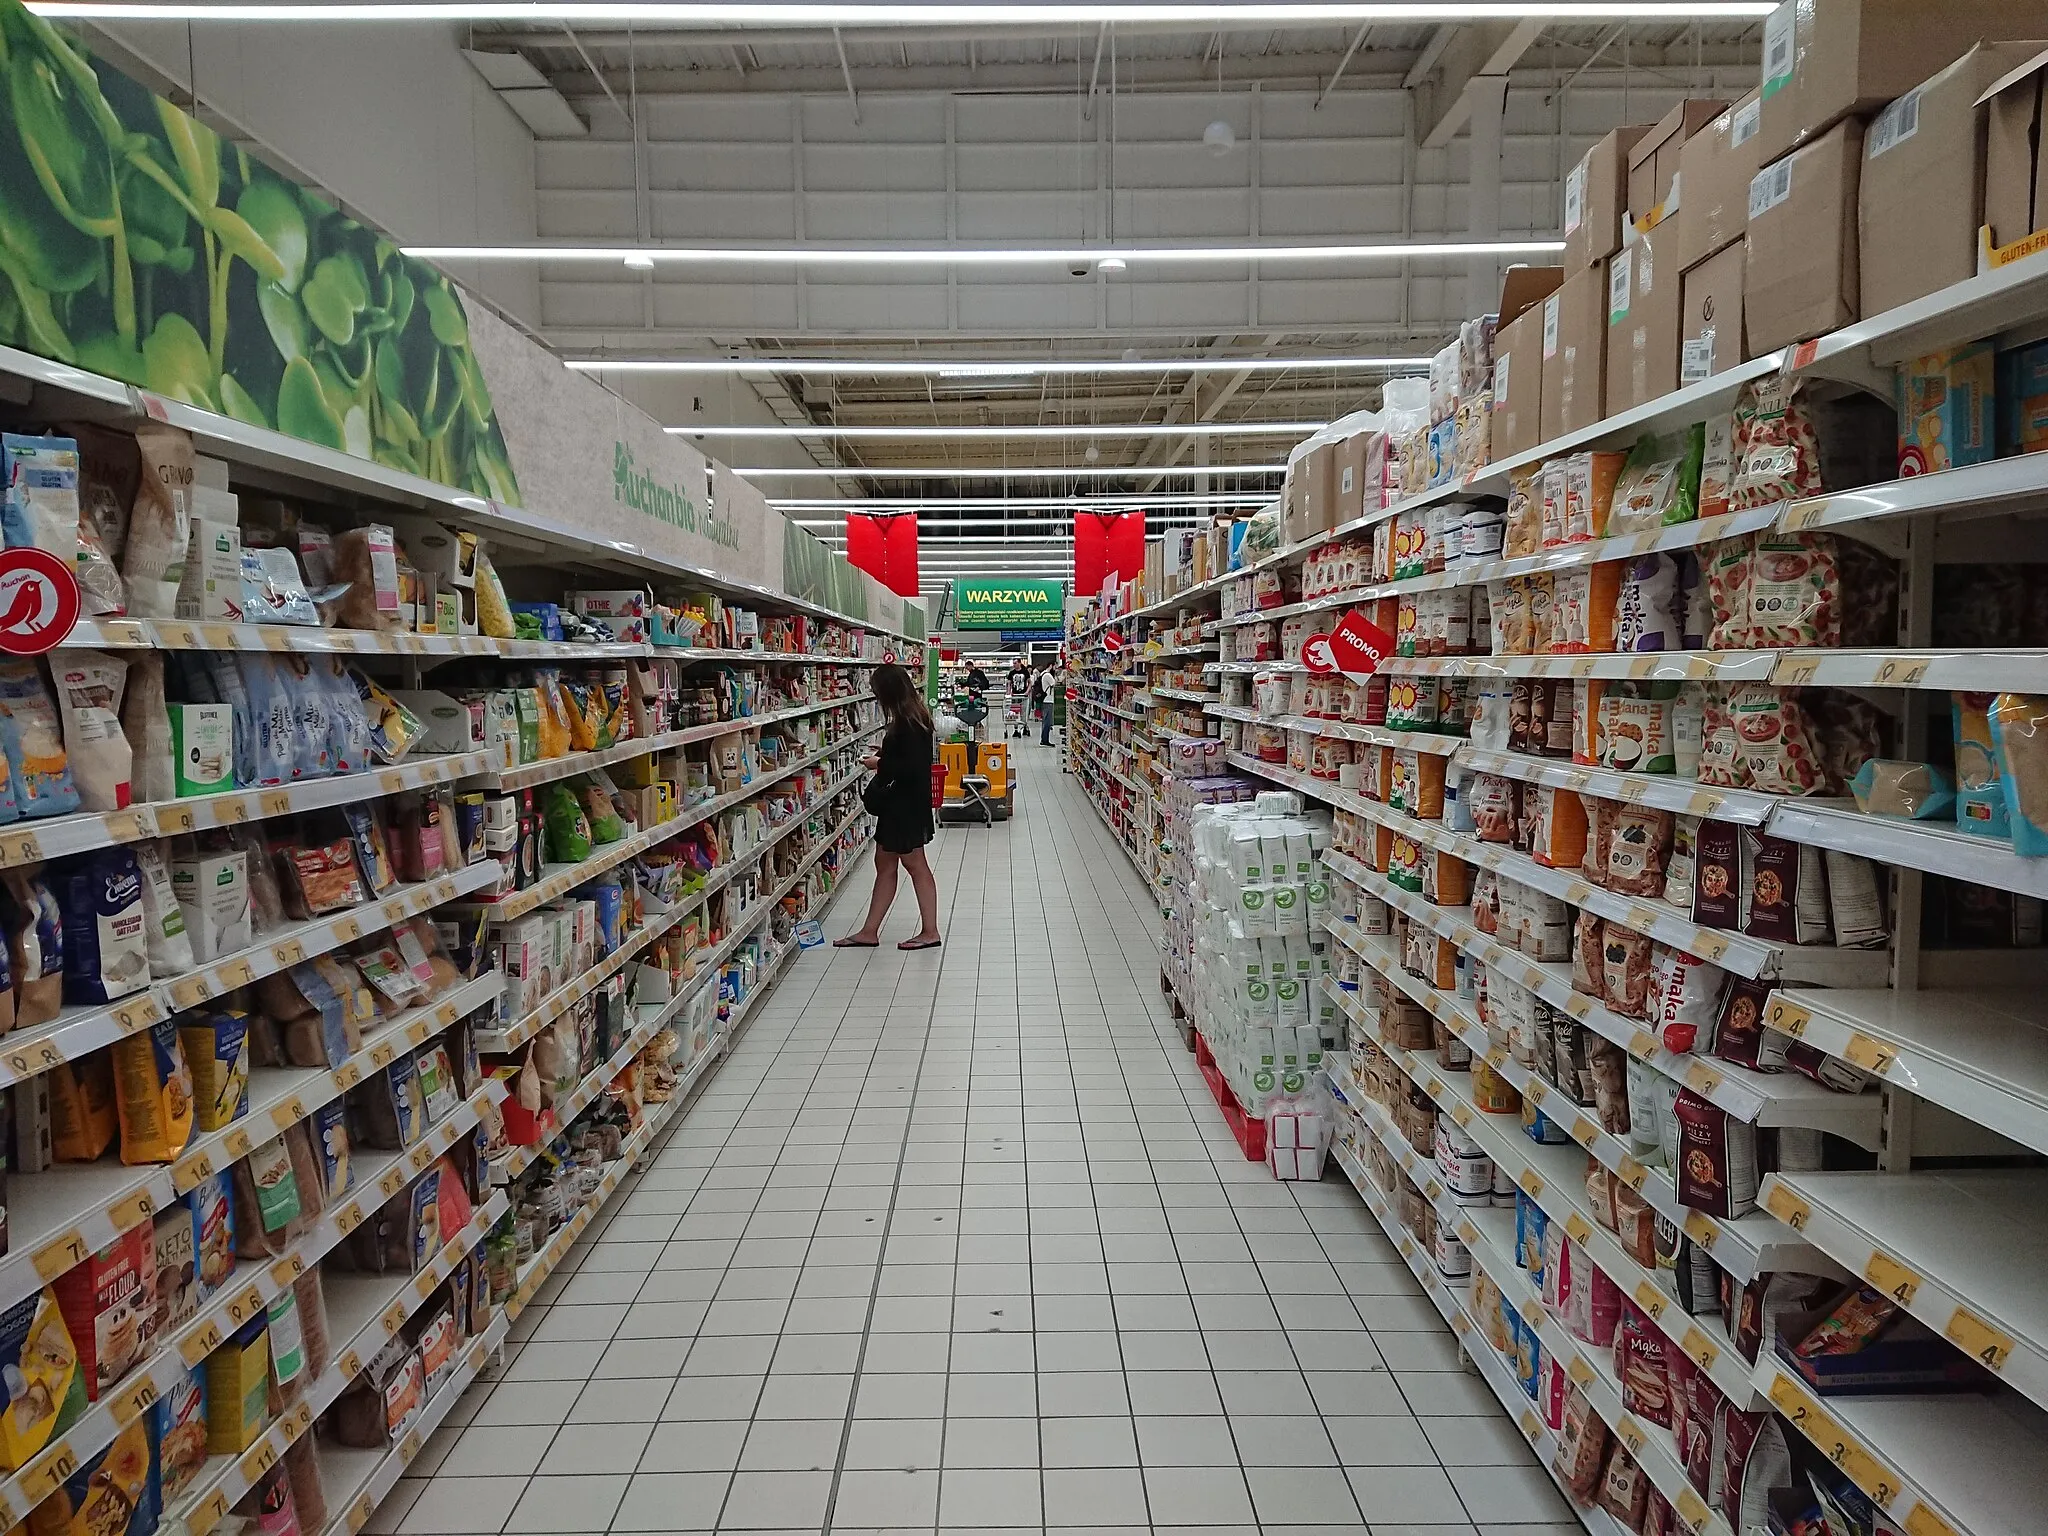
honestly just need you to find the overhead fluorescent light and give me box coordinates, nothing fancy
[31,4,1777,19]
[673,422,1320,439]
[409,238,1561,266]
[574,357,1429,376]
[734,463,1288,478]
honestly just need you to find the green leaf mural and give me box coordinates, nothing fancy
[0,0,519,501]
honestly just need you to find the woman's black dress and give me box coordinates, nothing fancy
[869,718,936,854]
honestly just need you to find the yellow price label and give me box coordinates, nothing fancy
[334,1200,366,1236]
[108,1188,155,1231]
[334,1061,364,1091]
[1680,1325,1720,1371]
[171,974,211,1009]
[239,1437,278,1483]
[1683,1211,1719,1250]
[334,917,363,944]
[1875,657,1930,688]
[258,790,293,818]
[222,1126,255,1160]
[0,829,42,865]
[338,1349,364,1381]
[1865,1251,1922,1306]
[172,1149,216,1194]
[1774,655,1821,686]
[1767,997,1813,1038]
[1570,1114,1600,1146]
[1764,1182,1812,1232]
[179,1317,225,1365]
[1567,1355,1595,1387]
[1905,1506,1962,1536]
[270,939,305,968]
[1614,1416,1647,1454]
[1450,1101,1474,1127]
[1518,1168,1543,1199]
[224,1285,265,1328]
[217,795,250,824]
[33,1229,89,1282]
[1633,1281,1668,1321]
[112,996,160,1034]
[1675,1488,1713,1532]
[410,1142,436,1173]
[110,1372,159,1424]
[1563,992,1593,1020]
[382,1300,409,1336]
[217,957,255,988]
[271,1095,309,1131]
[350,1493,378,1534]
[270,1254,305,1288]
[1616,1156,1648,1191]
[370,1041,398,1068]
[156,803,196,834]
[400,1428,424,1464]
[1564,881,1592,904]
[5,1037,63,1077]
[1684,1061,1724,1097]
[1943,1306,2013,1371]
[1518,1409,1541,1440]
[19,1442,79,1503]
[1628,1030,1661,1061]
[1563,1214,1593,1246]
[379,1165,407,1197]
[1844,1032,1898,1077]
[196,1486,234,1536]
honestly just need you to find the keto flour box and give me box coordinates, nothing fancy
[171,704,233,796]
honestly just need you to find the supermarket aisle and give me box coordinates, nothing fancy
[381,748,1574,1536]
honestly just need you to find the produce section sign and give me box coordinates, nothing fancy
[954,579,1066,629]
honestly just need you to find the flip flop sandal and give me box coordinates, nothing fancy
[832,936,880,948]
[898,937,943,951]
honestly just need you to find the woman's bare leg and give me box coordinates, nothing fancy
[900,847,940,942]
[838,850,898,944]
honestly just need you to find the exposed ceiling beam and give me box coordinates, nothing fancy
[1084,22,1107,121]
[1418,18,1543,148]
[1314,20,1370,111]
[831,26,861,123]
[1400,23,1454,88]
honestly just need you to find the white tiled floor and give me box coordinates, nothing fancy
[377,745,1577,1535]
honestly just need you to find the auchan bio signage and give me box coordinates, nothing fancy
[953,579,1066,628]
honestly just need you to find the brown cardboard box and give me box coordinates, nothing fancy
[1541,263,1608,442]
[1860,45,2048,315]
[1606,222,1684,414]
[1627,99,1729,229]
[1681,242,1747,385]
[1332,430,1372,527]
[1982,47,2048,256]
[1489,266,1564,458]
[1747,119,1864,354]
[1565,126,1654,272]
[1283,443,1334,545]
[1678,93,1764,271]
[1755,0,2048,166]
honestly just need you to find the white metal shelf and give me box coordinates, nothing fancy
[1764,988,2048,1160]
[1760,1168,2048,1419]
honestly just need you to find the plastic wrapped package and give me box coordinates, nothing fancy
[1607,427,1704,535]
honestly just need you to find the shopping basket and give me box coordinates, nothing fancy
[930,762,947,809]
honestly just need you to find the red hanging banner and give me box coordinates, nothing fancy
[844,512,920,597]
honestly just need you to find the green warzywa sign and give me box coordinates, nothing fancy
[953,578,1065,628]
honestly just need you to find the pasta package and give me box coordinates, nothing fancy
[1503,466,1541,558]
[47,650,131,812]
[1990,693,2048,857]
[179,1011,251,1130]
[122,424,193,620]
[112,1016,194,1164]
[1549,563,1620,653]
[0,1291,84,1470]
[1564,451,1626,543]
[1608,426,1703,535]
[0,661,80,818]
[1726,685,1825,796]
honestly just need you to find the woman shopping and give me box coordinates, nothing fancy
[835,662,943,951]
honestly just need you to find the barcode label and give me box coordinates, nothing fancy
[1869,87,1921,158]
[1608,249,1633,324]
[1682,334,1715,385]
[1564,162,1586,234]
[1542,294,1560,359]
[1761,3,1794,96]
[1493,352,1510,407]
[1731,98,1761,146]
[1749,159,1793,220]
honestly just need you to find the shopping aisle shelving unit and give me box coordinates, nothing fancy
[1073,234,2048,1536]
[0,306,914,1536]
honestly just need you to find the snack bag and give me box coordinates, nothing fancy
[1607,426,1703,535]
[1991,693,2048,857]
[0,661,80,818]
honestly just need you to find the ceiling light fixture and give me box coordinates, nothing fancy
[407,237,1561,266]
[733,464,1288,479]
[27,3,1780,22]
[622,254,656,271]
[570,356,1429,376]
[671,422,1320,439]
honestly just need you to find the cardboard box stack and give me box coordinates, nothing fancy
[1490,267,1563,457]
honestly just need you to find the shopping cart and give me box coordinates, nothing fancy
[1005,693,1028,738]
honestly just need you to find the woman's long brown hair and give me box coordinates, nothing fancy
[871,662,932,734]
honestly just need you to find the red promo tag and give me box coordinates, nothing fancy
[1328,608,1395,678]
[0,548,81,655]
[1302,635,1339,674]
[1102,628,1125,655]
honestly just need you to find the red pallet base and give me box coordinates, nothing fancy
[1193,1030,1267,1162]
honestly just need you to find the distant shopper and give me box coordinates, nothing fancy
[1033,664,1059,746]
[837,663,942,951]
[965,663,990,693]
[1006,660,1029,698]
